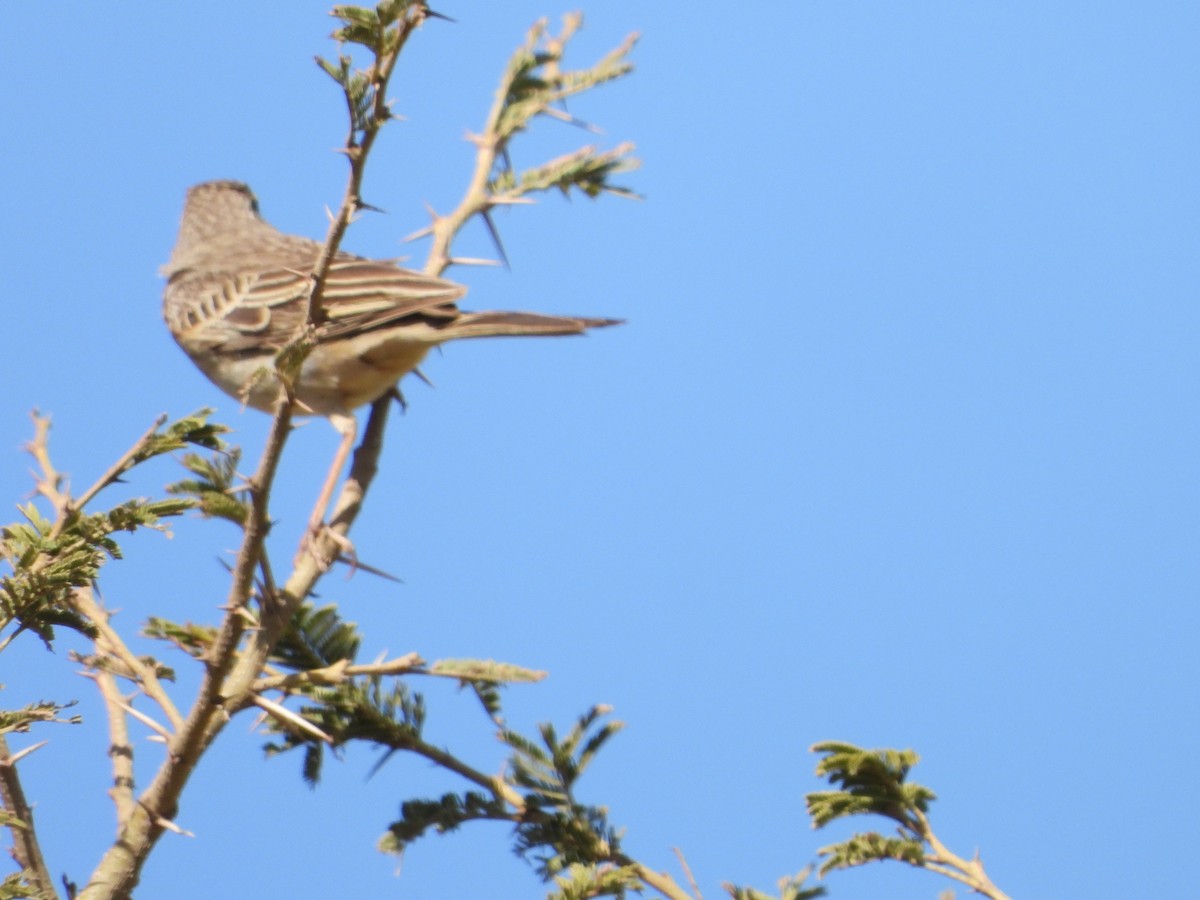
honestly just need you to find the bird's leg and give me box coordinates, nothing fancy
[297,411,358,567]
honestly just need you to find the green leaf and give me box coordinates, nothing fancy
[815,832,926,877]
[0,699,81,735]
[724,866,827,900]
[503,707,625,880]
[262,677,425,784]
[380,791,510,853]
[807,741,935,828]
[548,863,644,900]
[272,602,362,671]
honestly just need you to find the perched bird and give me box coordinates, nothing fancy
[163,180,620,534]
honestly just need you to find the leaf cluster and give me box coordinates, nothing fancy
[724,868,827,900]
[263,675,424,784]
[377,705,634,896]
[0,412,226,649]
[166,447,245,526]
[318,2,429,136]
[488,15,639,203]
[0,870,47,900]
[0,699,80,735]
[805,741,937,877]
[504,706,625,879]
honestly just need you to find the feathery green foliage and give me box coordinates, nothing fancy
[262,676,425,785]
[142,617,217,658]
[273,603,362,671]
[724,867,827,900]
[0,699,81,735]
[807,741,935,829]
[548,863,645,900]
[0,412,224,648]
[487,15,639,203]
[0,870,48,900]
[166,447,246,526]
[380,791,510,851]
[815,832,926,876]
[505,706,625,880]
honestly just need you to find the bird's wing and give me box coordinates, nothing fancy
[165,257,467,354]
[316,259,467,340]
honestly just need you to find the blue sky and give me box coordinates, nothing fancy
[2,2,1198,897]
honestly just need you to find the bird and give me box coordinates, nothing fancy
[162,180,620,539]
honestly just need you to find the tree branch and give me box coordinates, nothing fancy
[913,808,1012,900]
[0,734,58,900]
[77,9,427,898]
[86,671,136,829]
[72,588,183,732]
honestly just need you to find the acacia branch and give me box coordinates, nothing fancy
[302,6,425,328]
[76,386,294,900]
[72,588,183,732]
[407,735,527,812]
[620,858,693,900]
[78,11,428,899]
[912,808,1011,900]
[0,734,58,900]
[86,671,136,828]
[75,9,637,898]
[71,417,168,516]
[251,652,423,694]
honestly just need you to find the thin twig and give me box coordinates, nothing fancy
[251,695,334,744]
[251,652,422,694]
[88,671,136,828]
[4,741,47,767]
[407,736,525,812]
[301,11,422,329]
[72,416,168,515]
[76,12,430,898]
[72,588,184,732]
[913,809,1012,900]
[620,858,693,900]
[0,733,59,900]
[672,846,703,900]
[112,701,173,744]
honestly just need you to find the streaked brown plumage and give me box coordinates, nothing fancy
[163,180,619,417]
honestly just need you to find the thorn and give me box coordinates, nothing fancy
[254,695,334,744]
[487,195,536,206]
[148,810,195,838]
[387,385,408,413]
[381,100,407,123]
[1,740,48,766]
[116,700,173,741]
[480,208,511,270]
[366,747,399,780]
[355,197,387,214]
[401,223,435,243]
[541,105,604,134]
[334,554,403,583]
[447,256,504,268]
[411,368,435,389]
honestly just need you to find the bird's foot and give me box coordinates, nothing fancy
[296,522,357,572]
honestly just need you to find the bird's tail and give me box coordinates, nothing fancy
[441,311,623,339]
